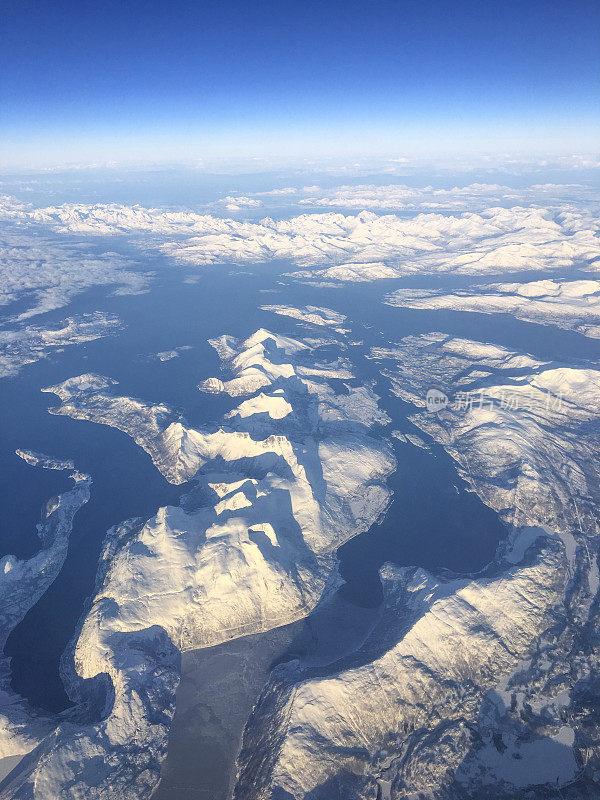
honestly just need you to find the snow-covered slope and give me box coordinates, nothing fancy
[3,197,599,279]
[259,304,347,327]
[43,330,394,648]
[6,320,600,799]
[232,335,600,799]
[374,334,600,534]
[235,548,567,799]
[0,453,90,781]
[387,279,600,338]
[1,328,394,799]
[0,515,180,800]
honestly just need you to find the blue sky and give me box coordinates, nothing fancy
[2,0,599,168]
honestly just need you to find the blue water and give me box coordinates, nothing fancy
[1,248,597,713]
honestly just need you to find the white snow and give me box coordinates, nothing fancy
[0,313,121,379]
[3,328,396,798]
[238,555,565,799]
[2,197,598,282]
[43,330,394,654]
[225,392,293,421]
[260,304,346,326]
[387,278,600,338]
[0,454,90,771]
[236,333,600,799]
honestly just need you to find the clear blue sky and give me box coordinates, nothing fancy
[1,0,599,167]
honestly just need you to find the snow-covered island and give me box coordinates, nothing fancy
[386,279,600,339]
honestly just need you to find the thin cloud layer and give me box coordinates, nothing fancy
[0,229,151,320]
[295,182,599,211]
[0,312,121,378]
